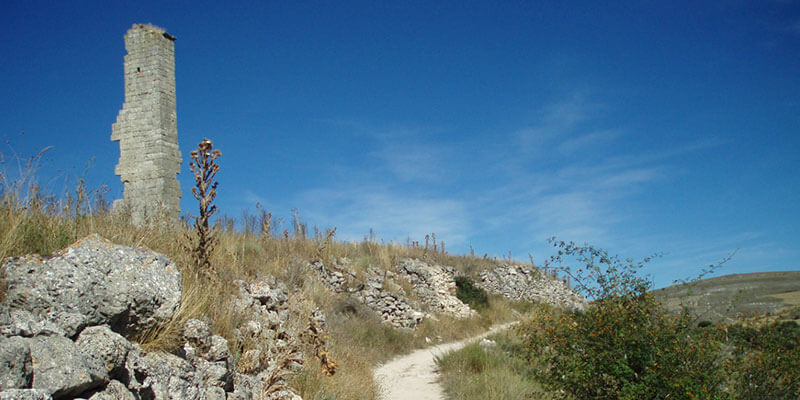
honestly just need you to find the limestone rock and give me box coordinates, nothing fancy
[29,335,106,398]
[307,260,425,328]
[0,389,52,400]
[478,265,586,311]
[126,349,215,399]
[0,310,67,338]
[87,380,135,400]
[0,236,312,400]
[1,234,181,336]
[396,259,476,319]
[0,336,32,390]
[75,325,133,379]
[353,274,424,329]
[227,373,258,400]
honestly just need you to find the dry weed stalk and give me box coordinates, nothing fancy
[256,337,305,400]
[186,138,221,279]
[302,309,338,376]
[251,301,337,399]
[257,203,272,237]
[314,227,337,262]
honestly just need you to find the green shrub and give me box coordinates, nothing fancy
[455,276,489,310]
[521,239,726,400]
[727,320,800,399]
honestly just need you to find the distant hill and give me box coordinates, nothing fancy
[652,271,800,324]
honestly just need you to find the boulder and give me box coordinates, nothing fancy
[125,350,200,399]
[75,325,133,379]
[0,310,67,338]
[0,336,32,390]
[29,335,106,398]
[1,234,181,336]
[87,380,135,400]
[0,237,313,400]
[0,389,52,400]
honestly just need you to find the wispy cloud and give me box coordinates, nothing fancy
[297,186,470,246]
[513,96,597,151]
[557,130,621,154]
[371,142,449,183]
[290,96,722,267]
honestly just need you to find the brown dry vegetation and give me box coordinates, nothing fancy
[0,154,529,400]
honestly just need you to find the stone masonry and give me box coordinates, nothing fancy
[111,24,181,225]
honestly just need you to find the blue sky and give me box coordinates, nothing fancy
[1,1,798,288]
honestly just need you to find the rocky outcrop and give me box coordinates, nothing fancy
[306,260,356,293]
[478,265,586,311]
[396,259,475,319]
[0,235,312,399]
[2,234,181,337]
[307,260,425,328]
[353,271,425,329]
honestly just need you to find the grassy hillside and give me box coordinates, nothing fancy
[0,153,533,400]
[653,271,800,324]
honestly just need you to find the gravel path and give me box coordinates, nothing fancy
[374,322,517,400]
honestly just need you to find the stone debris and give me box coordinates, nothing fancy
[0,389,51,400]
[306,260,356,293]
[231,278,337,399]
[309,258,586,328]
[86,380,135,400]
[0,235,309,400]
[478,265,586,311]
[307,260,425,328]
[396,259,476,319]
[353,272,425,329]
[1,234,181,337]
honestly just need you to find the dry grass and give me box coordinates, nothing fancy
[436,327,552,400]
[768,290,800,306]
[0,159,535,400]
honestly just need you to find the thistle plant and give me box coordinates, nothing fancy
[186,138,221,279]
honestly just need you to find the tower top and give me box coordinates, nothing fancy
[129,23,176,41]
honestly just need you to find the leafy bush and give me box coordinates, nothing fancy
[521,239,727,399]
[726,320,800,399]
[455,276,489,310]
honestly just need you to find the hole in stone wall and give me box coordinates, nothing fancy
[136,67,141,74]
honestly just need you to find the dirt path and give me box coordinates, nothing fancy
[374,322,517,400]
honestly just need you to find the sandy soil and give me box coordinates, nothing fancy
[374,322,517,400]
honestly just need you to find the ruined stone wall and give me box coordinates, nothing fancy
[478,265,587,312]
[111,24,181,224]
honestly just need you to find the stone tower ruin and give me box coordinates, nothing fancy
[111,24,181,225]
